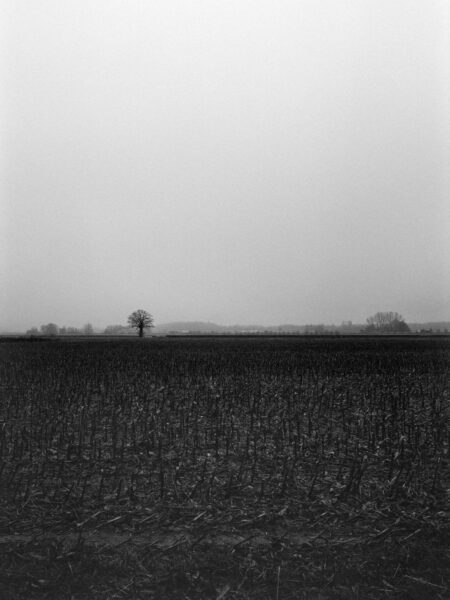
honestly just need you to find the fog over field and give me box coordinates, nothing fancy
[1,1,449,331]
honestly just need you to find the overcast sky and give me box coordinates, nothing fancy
[1,0,449,331]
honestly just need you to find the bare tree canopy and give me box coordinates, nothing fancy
[366,312,410,333]
[83,323,94,335]
[127,310,154,337]
[40,323,59,336]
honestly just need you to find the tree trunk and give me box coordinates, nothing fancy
[139,326,144,337]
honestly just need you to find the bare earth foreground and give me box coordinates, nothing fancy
[0,336,449,599]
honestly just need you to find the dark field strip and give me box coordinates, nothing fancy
[0,337,449,599]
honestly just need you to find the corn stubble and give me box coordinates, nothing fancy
[0,337,449,599]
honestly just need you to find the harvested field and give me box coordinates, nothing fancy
[0,337,449,599]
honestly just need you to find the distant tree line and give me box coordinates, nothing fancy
[365,312,410,333]
[25,311,419,337]
[26,310,155,338]
[26,323,95,336]
[103,325,130,335]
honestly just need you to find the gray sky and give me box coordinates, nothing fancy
[1,0,449,331]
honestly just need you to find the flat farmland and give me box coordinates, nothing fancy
[0,337,449,599]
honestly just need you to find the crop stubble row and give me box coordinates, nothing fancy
[0,337,448,529]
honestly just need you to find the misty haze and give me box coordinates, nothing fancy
[1,0,449,331]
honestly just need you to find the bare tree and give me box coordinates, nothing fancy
[366,312,410,333]
[83,323,94,335]
[40,323,59,336]
[128,309,154,337]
